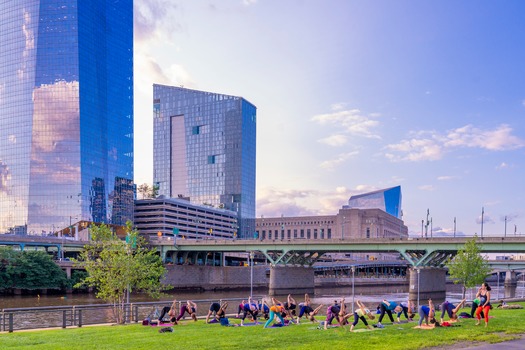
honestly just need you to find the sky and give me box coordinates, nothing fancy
[133,0,525,238]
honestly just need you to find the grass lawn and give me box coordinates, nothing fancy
[1,304,525,350]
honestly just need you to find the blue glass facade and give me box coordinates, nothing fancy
[347,186,402,218]
[0,1,133,234]
[153,85,256,239]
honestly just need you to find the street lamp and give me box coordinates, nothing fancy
[416,268,421,309]
[351,266,355,313]
[250,251,255,297]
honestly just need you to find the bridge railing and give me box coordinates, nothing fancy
[0,296,263,333]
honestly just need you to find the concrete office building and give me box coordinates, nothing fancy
[153,85,256,239]
[0,2,134,235]
[134,197,238,240]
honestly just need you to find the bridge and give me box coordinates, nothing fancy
[154,236,525,299]
[154,236,525,266]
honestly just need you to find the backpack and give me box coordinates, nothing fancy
[142,317,150,326]
[220,318,230,326]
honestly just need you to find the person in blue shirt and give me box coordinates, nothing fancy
[415,298,440,329]
[377,300,403,326]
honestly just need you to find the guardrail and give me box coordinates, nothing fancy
[0,296,263,333]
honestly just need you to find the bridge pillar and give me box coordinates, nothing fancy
[268,265,314,296]
[408,267,446,305]
[504,270,517,298]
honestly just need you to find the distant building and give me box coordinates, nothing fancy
[0,2,134,234]
[153,85,256,238]
[134,197,238,240]
[346,186,402,218]
[256,208,407,241]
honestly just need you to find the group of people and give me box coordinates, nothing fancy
[156,282,493,330]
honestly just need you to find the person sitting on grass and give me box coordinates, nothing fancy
[264,297,286,328]
[348,300,375,332]
[440,298,466,323]
[158,299,178,324]
[415,298,440,329]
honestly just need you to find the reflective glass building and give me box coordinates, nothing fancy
[346,186,402,218]
[0,1,134,235]
[153,85,256,239]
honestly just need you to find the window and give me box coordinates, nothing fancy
[192,126,200,135]
[207,155,216,164]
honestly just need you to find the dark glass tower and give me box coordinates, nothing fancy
[0,1,134,234]
[153,85,256,239]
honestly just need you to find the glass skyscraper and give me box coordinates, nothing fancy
[0,2,134,235]
[347,186,403,218]
[153,85,256,239]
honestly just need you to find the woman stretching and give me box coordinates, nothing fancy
[439,298,466,323]
[416,298,438,329]
[348,300,375,332]
[176,300,198,322]
[475,282,492,327]
[264,298,286,328]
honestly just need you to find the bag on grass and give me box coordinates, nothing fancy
[142,317,150,326]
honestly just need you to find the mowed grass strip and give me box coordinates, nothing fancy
[1,303,524,350]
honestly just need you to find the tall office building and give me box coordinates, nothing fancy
[153,85,256,239]
[0,2,134,235]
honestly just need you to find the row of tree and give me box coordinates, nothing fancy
[0,248,86,291]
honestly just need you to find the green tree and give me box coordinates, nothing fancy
[446,236,492,298]
[0,247,18,290]
[137,183,151,200]
[75,221,167,324]
[0,249,67,291]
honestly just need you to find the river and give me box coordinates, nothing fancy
[2,283,521,309]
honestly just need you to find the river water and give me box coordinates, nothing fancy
[3,283,519,309]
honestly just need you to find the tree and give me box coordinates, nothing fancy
[0,248,67,291]
[137,183,159,199]
[446,236,492,299]
[74,221,167,324]
[137,183,151,200]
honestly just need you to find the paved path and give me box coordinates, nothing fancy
[466,338,525,349]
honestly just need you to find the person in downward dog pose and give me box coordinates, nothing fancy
[439,298,466,323]
[264,297,286,328]
[176,300,198,322]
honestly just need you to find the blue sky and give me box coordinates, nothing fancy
[133,0,525,237]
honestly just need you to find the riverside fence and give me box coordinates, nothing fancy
[1,297,260,333]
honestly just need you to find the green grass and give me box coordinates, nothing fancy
[1,304,525,350]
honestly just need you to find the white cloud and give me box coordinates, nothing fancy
[242,0,258,6]
[384,124,525,162]
[134,1,183,42]
[522,99,525,107]
[317,134,347,147]
[319,151,359,170]
[437,175,458,181]
[257,185,381,218]
[496,162,508,170]
[135,54,195,89]
[311,107,381,139]
[418,185,435,191]
[384,138,443,162]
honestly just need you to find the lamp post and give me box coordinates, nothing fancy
[496,271,500,300]
[351,266,355,313]
[481,207,484,239]
[453,217,456,238]
[416,268,421,309]
[250,251,254,297]
[504,216,507,237]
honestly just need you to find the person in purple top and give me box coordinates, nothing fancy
[440,298,466,323]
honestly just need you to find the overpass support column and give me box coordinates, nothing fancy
[504,270,517,298]
[408,267,446,306]
[268,265,314,296]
